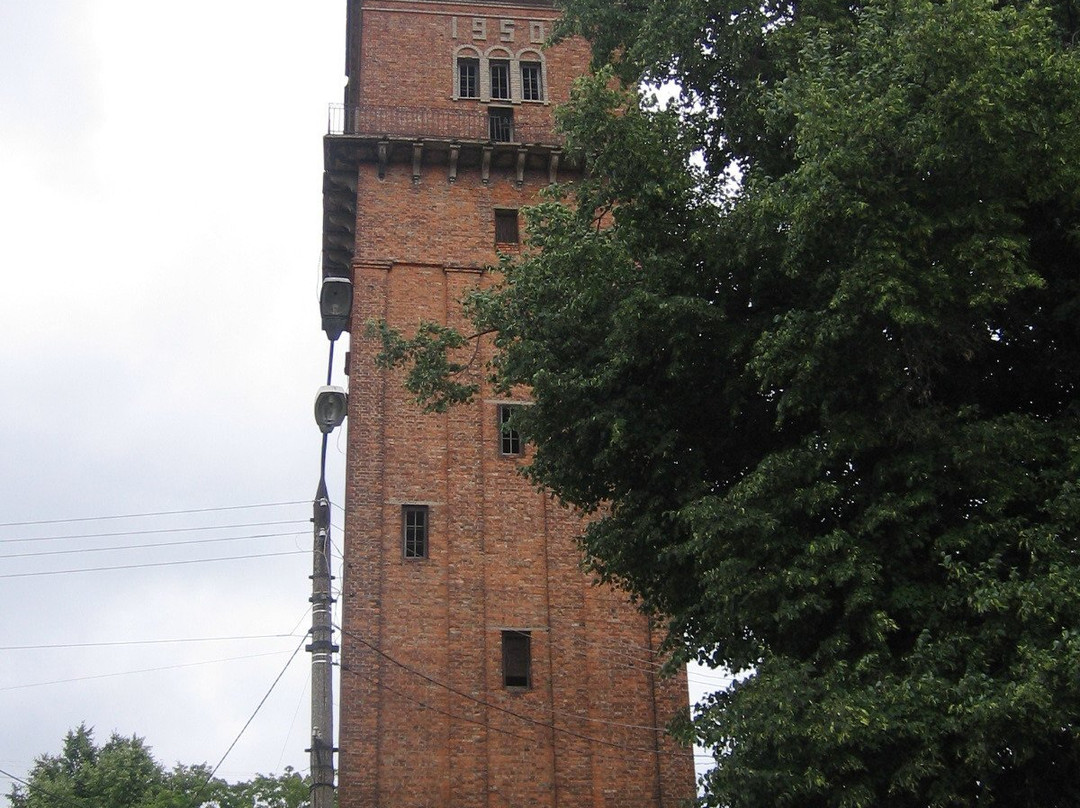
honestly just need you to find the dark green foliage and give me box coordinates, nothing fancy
[8,725,311,808]
[377,0,1080,803]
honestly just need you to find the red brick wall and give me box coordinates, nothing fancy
[350,0,587,122]
[335,2,695,806]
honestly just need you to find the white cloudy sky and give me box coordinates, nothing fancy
[0,0,348,797]
[0,2,729,798]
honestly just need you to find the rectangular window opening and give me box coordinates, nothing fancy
[490,59,511,100]
[458,58,479,98]
[488,107,513,142]
[521,62,543,101]
[502,630,531,688]
[402,505,429,559]
[494,209,520,246]
[498,404,522,455]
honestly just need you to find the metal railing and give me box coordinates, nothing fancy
[327,103,561,146]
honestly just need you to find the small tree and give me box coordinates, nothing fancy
[9,726,311,808]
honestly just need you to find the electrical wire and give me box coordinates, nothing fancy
[547,628,737,690]
[279,673,311,773]
[0,649,301,692]
[369,668,535,743]
[289,604,314,636]
[337,607,721,764]
[339,658,698,765]
[0,634,301,651]
[0,767,89,808]
[336,624,690,757]
[0,530,307,559]
[0,550,307,579]
[0,501,309,529]
[194,633,309,801]
[562,634,670,672]
[0,519,310,545]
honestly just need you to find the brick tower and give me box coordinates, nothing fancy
[320,1,696,805]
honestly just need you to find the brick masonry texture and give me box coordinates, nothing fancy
[334,2,696,806]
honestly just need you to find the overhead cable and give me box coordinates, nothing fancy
[0,501,308,529]
[0,519,310,546]
[0,531,307,560]
[336,624,688,756]
[194,632,309,801]
[0,550,307,579]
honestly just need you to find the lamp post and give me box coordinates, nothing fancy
[309,275,351,808]
[308,474,336,808]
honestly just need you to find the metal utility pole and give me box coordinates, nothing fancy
[309,472,337,808]
[309,273,351,808]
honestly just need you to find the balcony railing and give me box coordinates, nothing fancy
[327,103,561,146]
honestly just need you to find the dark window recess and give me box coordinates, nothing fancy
[498,404,522,455]
[458,58,479,98]
[502,630,531,688]
[490,59,511,100]
[489,107,513,142]
[494,209,520,245]
[402,505,428,559]
[521,62,543,101]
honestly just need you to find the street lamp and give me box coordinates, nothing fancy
[310,277,350,808]
[320,276,353,342]
[314,385,348,434]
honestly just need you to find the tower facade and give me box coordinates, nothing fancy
[321,1,696,805]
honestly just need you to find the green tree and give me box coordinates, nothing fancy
[8,725,311,808]
[377,0,1080,804]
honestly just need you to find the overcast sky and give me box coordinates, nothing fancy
[0,3,728,798]
[0,0,349,796]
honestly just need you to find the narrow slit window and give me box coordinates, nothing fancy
[494,209,520,245]
[402,505,428,559]
[498,404,522,455]
[502,630,531,688]
[521,62,543,101]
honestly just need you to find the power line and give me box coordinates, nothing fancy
[336,624,691,757]
[340,659,703,765]
[195,634,309,801]
[289,604,314,636]
[279,671,311,772]
[368,668,535,744]
[687,669,737,687]
[0,550,307,579]
[0,766,89,808]
[0,501,308,529]
[0,530,307,560]
[0,649,301,692]
[0,639,311,803]
[0,519,310,545]
[0,634,302,651]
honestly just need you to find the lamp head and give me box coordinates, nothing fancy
[320,276,353,341]
[314,385,348,434]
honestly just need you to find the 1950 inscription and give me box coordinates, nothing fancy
[449,16,547,44]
